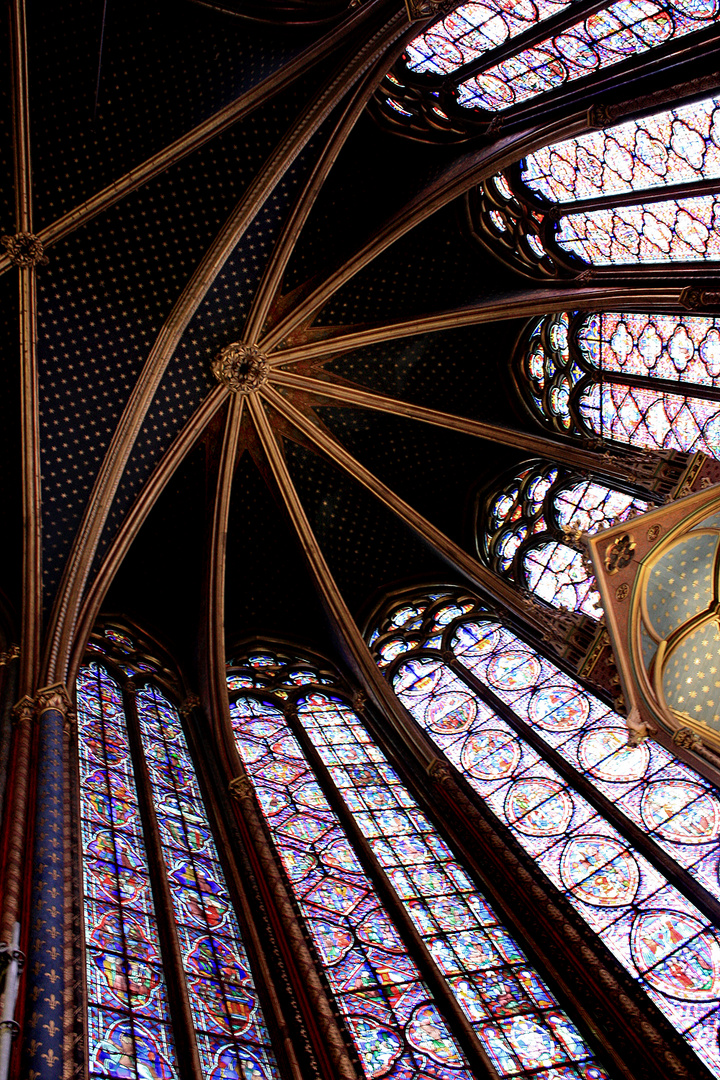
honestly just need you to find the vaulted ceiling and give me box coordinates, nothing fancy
[1,0,685,697]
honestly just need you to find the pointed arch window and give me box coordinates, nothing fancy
[225,646,607,1079]
[517,309,720,455]
[370,589,720,1078]
[477,459,652,617]
[375,1,720,138]
[77,627,280,1080]
[469,94,720,277]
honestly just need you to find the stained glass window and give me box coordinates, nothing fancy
[405,0,573,76]
[401,0,719,114]
[77,661,280,1079]
[479,459,650,617]
[520,309,720,456]
[521,96,720,204]
[226,651,607,1078]
[369,589,720,1077]
[455,1,720,112]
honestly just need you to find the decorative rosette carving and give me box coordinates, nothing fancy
[212,343,269,394]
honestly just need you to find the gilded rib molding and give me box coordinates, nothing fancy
[45,19,408,686]
[0,0,395,278]
[261,385,545,630]
[269,285,692,362]
[248,392,445,768]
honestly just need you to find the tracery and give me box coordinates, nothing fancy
[226,647,606,1079]
[370,588,720,1078]
[77,629,279,1080]
[478,460,651,617]
[378,0,720,136]
[519,310,720,454]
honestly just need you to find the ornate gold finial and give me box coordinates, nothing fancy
[0,232,47,267]
[427,758,453,786]
[212,343,268,394]
[228,775,255,801]
[179,694,200,718]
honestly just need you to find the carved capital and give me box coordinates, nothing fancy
[625,705,656,747]
[179,694,200,718]
[427,757,453,786]
[0,232,47,267]
[36,683,72,717]
[350,690,366,713]
[673,725,703,751]
[0,644,19,666]
[12,695,35,728]
[229,775,255,801]
[212,343,268,394]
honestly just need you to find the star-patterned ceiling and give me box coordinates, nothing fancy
[2,0,670,692]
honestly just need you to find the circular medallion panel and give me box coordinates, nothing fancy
[505,778,574,836]
[460,729,521,780]
[560,836,640,907]
[486,650,540,692]
[578,728,650,782]
[641,781,720,844]
[631,910,720,1001]
[528,686,590,731]
[426,692,477,734]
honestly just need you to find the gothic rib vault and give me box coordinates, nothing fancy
[3,1,720,1078]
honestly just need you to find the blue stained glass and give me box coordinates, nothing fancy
[228,696,474,1080]
[378,607,720,1077]
[136,685,280,1079]
[77,665,180,1079]
[294,692,605,1079]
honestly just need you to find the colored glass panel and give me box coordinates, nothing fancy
[136,684,280,1080]
[295,692,605,1079]
[482,460,648,616]
[405,0,572,76]
[521,95,720,203]
[456,0,720,112]
[579,381,720,454]
[554,479,649,532]
[523,541,602,617]
[555,194,720,265]
[522,311,720,458]
[229,695,473,1080]
[77,664,180,1080]
[392,648,720,1077]
[579,312,720,389]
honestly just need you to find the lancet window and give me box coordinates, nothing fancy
[374,1,720,140]
[77,625,279,1080]
[516,309,720,455]
[469,93,720,276]
[225,645,607,1079]
[370,587,720,1078]
[477,459,651,618]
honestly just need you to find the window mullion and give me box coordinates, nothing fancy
[589,368,720,405]
[546,175,720,219]
[448,653,720,928]
[122,683,204,1080]
[433,0,607,90]
[282,700,500,1080]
